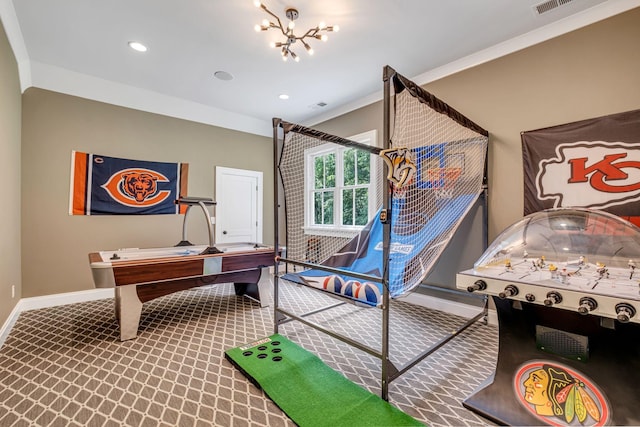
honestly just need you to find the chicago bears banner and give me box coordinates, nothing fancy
[70,151,189,215]
[521,109,640,226]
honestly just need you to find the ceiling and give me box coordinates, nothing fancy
[3,0,638,136]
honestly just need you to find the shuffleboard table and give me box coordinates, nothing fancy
[89,242,275,340]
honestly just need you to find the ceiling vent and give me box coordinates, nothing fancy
[308,101,328,110]
[533,0,574,15]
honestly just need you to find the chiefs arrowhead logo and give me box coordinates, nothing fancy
[537,141,640,210]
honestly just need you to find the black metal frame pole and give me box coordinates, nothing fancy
[272,118,282,334]
[381,65,395,401]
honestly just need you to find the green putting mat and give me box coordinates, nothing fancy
[225,334,424,427]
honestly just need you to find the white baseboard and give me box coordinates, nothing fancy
[0,303,23,350]
[18,288,113,311]
[401,292,498,325]
[0,288,113,348]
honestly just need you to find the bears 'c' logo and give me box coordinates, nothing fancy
[101,168,171,207]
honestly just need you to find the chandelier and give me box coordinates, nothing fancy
[253,1,339,62]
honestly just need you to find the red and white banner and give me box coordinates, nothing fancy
[522,109,640,226]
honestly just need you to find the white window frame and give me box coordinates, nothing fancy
[303,130,378,237]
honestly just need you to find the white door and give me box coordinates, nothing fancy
[215,167,263,244]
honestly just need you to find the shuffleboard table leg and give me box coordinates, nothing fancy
[256,266,273,308]
[115,285,143,341]
[234,267,274,308]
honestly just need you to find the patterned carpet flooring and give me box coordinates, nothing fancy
[0,282,498,426]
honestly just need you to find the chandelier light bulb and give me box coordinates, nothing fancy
[253,0,262,7]
[254,24,262,32]
[288,20,295,30]
[320,34,328,42]
[318,22,326,30]
[332,25,339,32]
[302,41,313,55]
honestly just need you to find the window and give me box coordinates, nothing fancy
[304,130,378,236]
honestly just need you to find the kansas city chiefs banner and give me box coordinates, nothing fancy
[522,109,640,226]
[70,151,189,215]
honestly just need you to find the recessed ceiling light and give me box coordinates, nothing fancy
[279,94,289,100]
[128,41,148,52]
[213,71,234,81]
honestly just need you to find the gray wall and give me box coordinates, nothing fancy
[0,19,22,324]
[316,8,640,242]
[21,89,272,297]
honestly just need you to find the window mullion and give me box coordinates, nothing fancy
[335,147,343,227]
[322,156,327,225]
[353,188,358,226]
[353,155,359,226]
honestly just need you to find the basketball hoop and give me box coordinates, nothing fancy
[427,167,462,199]
[391,176,413,199]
